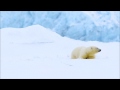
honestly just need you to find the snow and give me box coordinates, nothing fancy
[1,11,120,42]
[1,25,119,79]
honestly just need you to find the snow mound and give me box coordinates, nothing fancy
[1,25,62,43]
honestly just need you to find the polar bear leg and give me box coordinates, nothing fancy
[79,53,87,59]
[87,56,95,59]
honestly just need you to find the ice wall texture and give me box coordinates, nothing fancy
[1,11,120,42]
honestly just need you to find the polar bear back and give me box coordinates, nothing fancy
[71,46,87,59]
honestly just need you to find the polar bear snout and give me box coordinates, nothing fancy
[98,49,101,52]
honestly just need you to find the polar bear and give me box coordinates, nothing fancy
[71,46,101,59]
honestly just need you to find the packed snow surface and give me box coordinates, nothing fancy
[1,25,119,79]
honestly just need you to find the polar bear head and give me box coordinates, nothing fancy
[87,46,101,55]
